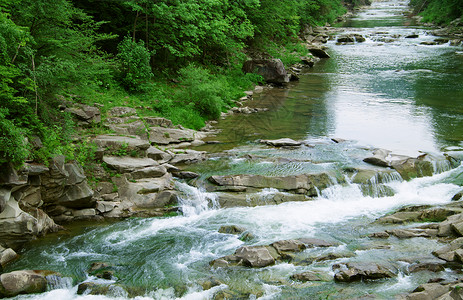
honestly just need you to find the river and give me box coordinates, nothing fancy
[4,0,463,299]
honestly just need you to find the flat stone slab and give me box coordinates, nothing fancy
[259,138,302,147]
[93,135,150,152]
[149,127,196,145]
[102,156,158,173]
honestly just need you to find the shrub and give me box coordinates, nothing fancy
[117,36,153,91]
[0,108,29,165]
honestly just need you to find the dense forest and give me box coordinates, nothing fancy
[0,0,461,167]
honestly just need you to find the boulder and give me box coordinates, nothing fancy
[406,283,451,300]
[172,171,200,179]
[337,35,355,43]
[0,270,57,297]
[242,59,290,84]
[392,156,434,181]
[307,47,331,58]
[56,182,94,209]
[405,34,419,38]
[432,237,463,262]
[65,104,101,127]
[234,246,276,268]
[216,192,307,208]
[102,156,158,173]
[291,271,330,282]
[218,225,247,235]
[271,240,306,254]
[334,262,395,282]
[363,149,392,167]
[0,248,18,267]
[0,163,28,187]
[354,34,366,42]
[259,138,302,147]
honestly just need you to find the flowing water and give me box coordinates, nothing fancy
[5,0,463,299]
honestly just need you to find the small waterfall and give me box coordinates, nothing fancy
[176,182,219,216]
[46,275,73,290]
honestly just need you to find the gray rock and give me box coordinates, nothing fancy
[209,173,335,196]
[102,156,158,173]
[298,238,338,248]
[234,246,276,268]
[363,149,392,167]
[96,201,118,214]
[107,107,136,117]
[259,138,302,147]
[0,270,56,297]
[271,240,306,254]
[308,47,330,58]
[93,135,150,156]
[0,248,18,267]
[107,120,148,140]
[172,171,200,179]
[291,271,330,282]
[143,117,173,128]
[127,165,167,180]
[216,192,308,208]
[218,225,247,235]
[242,59,290,84]
[146,147,173,163]
[334,262,395,282]
[337,35,355,43]
[57,182,94,209]
[169,150,206,165]
[65,104,101,126]
[148,127,198,145]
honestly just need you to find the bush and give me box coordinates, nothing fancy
[0,108,29,165]
[117,36,153,91]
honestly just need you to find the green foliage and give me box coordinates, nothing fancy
[410,0,463,24]
[0,108,29,164]
[117,36,153,91]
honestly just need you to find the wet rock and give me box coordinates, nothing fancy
[421,41,438,46]
[218,225,247,235]
[406,282,450,300]
[234,246,276,268]
[297,238,338,248]
[314,251,356,262]
[0,270,57,297]
[102,156,158,173]
[308,47,331,58]
[208,173,336,196]
[354,34,366,42]
[0,248,18,267]
[172,171,200,179]
[407,259,446,273]
[57,182,95,209]
[334,262,395,282]
[201,277,223,291]
[77,282,127,297]
[369,232,390,239]
[385,228,437,239]
[290,271,331,282]
[216,191,307,208]
[242,59,290,84]
[405,34,419,38]
[271,240,306,254]
[363,149,392,167]
[259,138,302,147]
[337,35,355,43]
[376,206,461,224]
[452,191,463,201]
[392,155,434,181]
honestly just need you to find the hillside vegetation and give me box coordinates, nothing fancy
[0,0,360,166]
[410,0,463,24]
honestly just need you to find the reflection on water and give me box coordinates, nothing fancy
[200,0,463,156]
